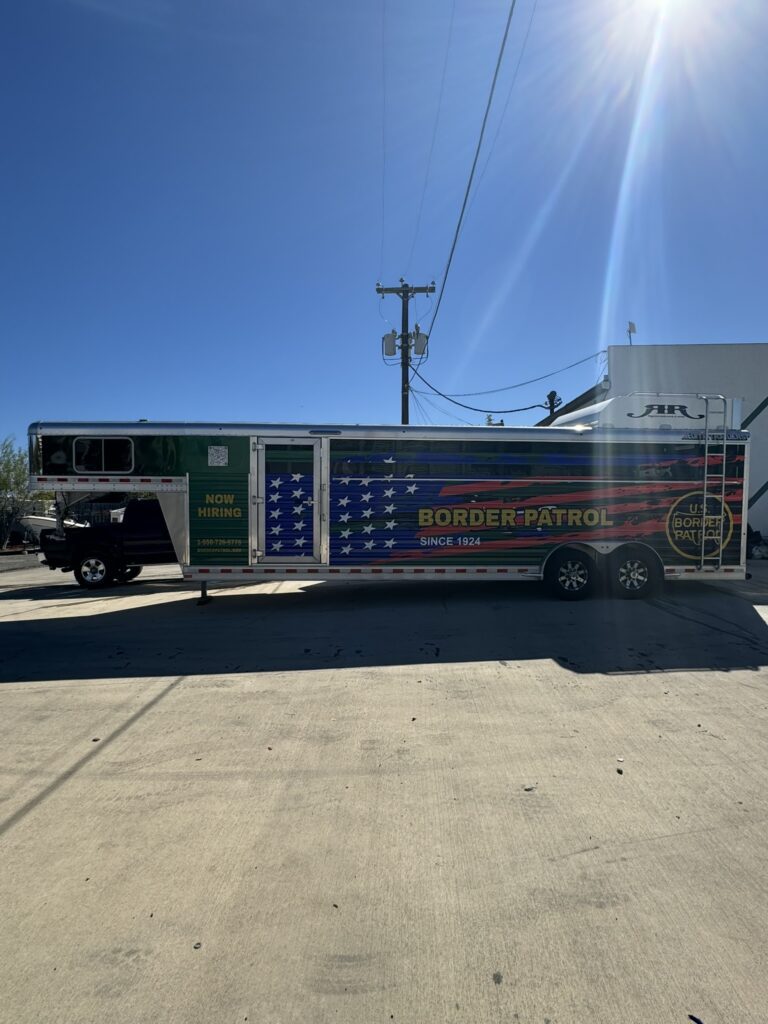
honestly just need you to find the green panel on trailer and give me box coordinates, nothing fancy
[188,471,250,565]
[39,434,250,476]
[164,436,250,475]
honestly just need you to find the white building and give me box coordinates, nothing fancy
[545,343,768,534]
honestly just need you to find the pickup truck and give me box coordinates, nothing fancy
[40,498,176,589]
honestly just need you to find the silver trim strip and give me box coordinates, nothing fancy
[179,563,746,582]
[28,420,751,445]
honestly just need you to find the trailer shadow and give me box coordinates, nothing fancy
[2,577,768,683]
[0,576,185,604]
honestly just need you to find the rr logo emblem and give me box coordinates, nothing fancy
[627,404,705,419]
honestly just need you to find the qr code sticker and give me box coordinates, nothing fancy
[208,445,229,467]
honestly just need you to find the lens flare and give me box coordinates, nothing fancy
[596,0,762,345]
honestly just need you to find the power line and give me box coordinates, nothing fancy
[593,349,609,387]
[408,308,432,381]
[405,0,456,277]
[412,290,433,331]
[439,350,605,397]
[407,294,434,382]
[417,390,477,426]
[410,347,428,376]
[411,389,432,424]
[411,365,546,415]
[466,0,538,216]
[428,0,521,340]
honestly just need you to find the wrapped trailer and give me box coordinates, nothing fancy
[27,394,749,600]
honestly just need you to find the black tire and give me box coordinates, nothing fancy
[73,552,116,590]
[117,566,142,582]
[545,548,597,600]
[608,546,662,600]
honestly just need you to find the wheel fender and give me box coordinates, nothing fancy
[541,543,602,580]
[73,546,111,566]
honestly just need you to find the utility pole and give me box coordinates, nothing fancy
[376,279,435,424]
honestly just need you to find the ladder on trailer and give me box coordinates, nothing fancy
[699,395,729,570]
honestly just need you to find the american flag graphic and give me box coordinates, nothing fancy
[266,471,314,557]
[329,457,414,563]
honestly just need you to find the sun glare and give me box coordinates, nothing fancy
[639,0,689,10]
[638,0,741,59]
[595,0,756,347]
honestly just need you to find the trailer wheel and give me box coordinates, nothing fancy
[608,546,661,599]
[73,553,115,590]
[117,566,142,583]
[545,549,597,600]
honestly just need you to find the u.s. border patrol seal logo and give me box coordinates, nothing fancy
[665,491,733,560]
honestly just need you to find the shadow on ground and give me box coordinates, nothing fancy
[2,577,768,683]
[0,576,183,602]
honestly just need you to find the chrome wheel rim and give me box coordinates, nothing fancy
[617,558,649,591]
[81,557,107,583]
[558,559,589,592]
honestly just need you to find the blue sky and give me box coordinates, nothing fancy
[2,0,767,443]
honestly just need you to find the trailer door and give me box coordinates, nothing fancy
[252,438,323,563]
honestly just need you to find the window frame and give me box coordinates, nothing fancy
[73,436,135,475]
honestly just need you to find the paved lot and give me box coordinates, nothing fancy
[0,549,42,573]
[1,562,768,1024]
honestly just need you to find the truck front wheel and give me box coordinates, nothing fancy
[73,553,115,589]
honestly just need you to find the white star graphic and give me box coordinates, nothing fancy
[269,493,280,503]
[383,503,396,513]
[339,476,352,486]
[384,520,397,530]
[272,541,283,551]
[405,484,418,494]
[383,457,396,464]
[383,474,394,481]
[359,477,372,486]
[270,478,282,488]
[361,492,373,503]
[293,504,304,515]
[340,528,351,539]
[405,473,414,479]
[341,544,352,555]
[270,525,282,535]
[294,537,307,547]
[291,473,304,482]
[362,524,374,535]
[361,508,374,519]
[383,538,396,549]
[338,496,350,507]
[293,520,305,531]
[292,488,304,499]
[339,512,351,523]
[383,488,395,498]
[270,510,282,519]
[363,540,375,550]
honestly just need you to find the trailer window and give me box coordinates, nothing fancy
[329,438,746,483]
[73,437,134,473]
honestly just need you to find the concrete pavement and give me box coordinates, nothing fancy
[1,563,767,1023]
